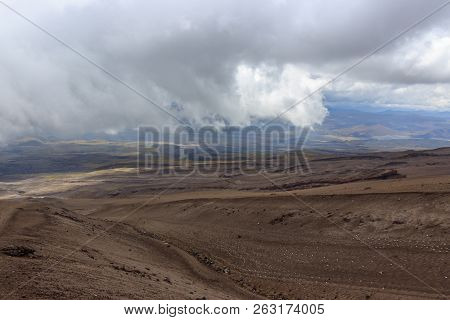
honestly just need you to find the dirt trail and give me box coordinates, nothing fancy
[0,198,257,299]
[90,190,449,299]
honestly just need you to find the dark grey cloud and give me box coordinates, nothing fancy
[0,0,449,142]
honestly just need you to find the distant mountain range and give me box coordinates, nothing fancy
[306,107,450,151]
[318,107,450,139]
[6,106,450,153]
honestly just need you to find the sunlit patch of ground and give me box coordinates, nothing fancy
[0,168,137,199]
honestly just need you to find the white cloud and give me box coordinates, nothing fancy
[0,0,449,142]
[235,64,328,126]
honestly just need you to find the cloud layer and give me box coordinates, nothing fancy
[0,0,449,142]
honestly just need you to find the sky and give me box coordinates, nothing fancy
[0,0,449,142]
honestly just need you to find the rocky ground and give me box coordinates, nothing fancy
[0,148,449,299]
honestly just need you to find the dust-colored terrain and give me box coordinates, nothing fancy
[0,146,449,299]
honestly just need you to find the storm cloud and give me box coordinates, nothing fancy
[0,0,449,142]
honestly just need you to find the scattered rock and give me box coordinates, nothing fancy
[163,277,172,284]
[1,246,35,257]
[269,212,295,225]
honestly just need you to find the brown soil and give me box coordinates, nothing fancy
[0,148,449,299]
